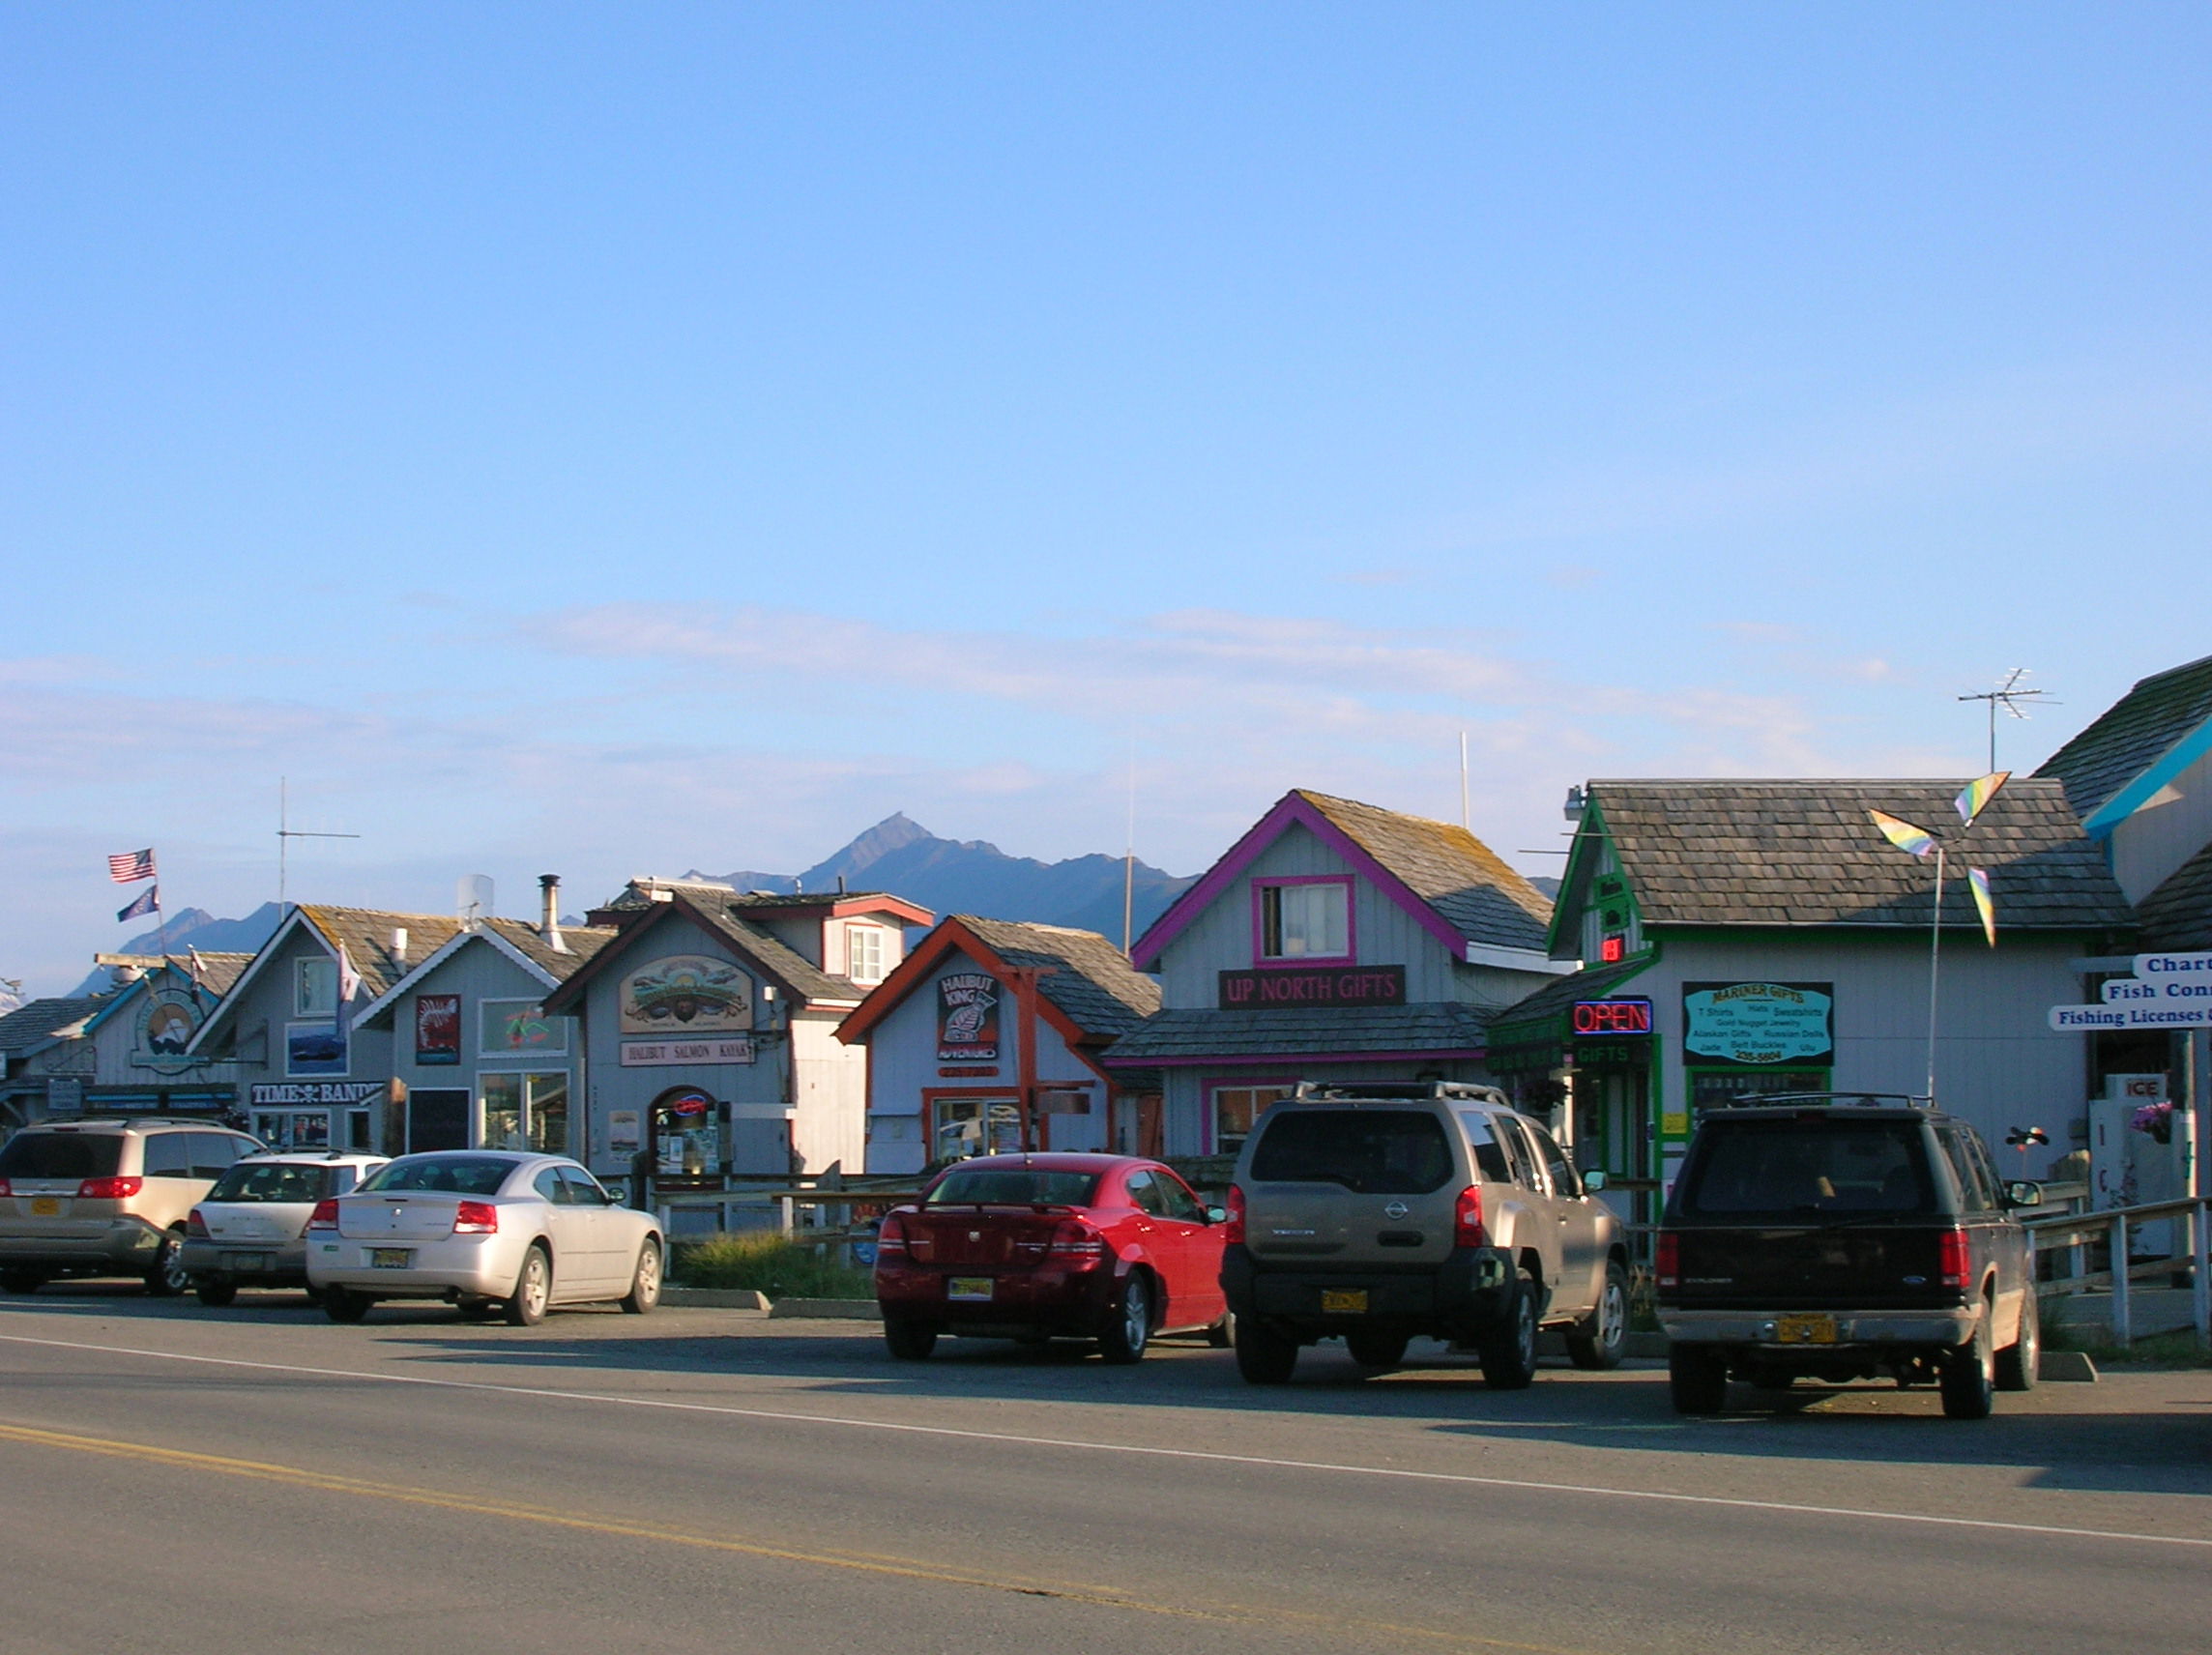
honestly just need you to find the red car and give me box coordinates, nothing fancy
[874,1153,1231,1363]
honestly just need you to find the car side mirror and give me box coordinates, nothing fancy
[2003,1181,2043,1208]
[1205,1205,1229,1226]
[1582,1171,1608,1192]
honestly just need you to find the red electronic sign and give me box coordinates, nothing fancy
[1571,998,1653,1036]
[1599,937,1626,963]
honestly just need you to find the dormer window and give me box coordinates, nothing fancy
[1255,877,1352,964]
[848,925,888,984]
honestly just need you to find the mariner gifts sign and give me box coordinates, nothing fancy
[1218,965,1406,1010]
[1682,981,1834,1068]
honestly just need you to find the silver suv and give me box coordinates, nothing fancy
[1222,1082,1629,1387]
[0,1118,265,1295]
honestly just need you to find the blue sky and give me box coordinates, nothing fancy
[6,4,2210,995]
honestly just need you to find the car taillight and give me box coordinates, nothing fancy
[187,1208,210,1239]
[1938,1226,1970,1291]
[1453,1185,1489,1249]
[1656,1232,1680,1291]
[452,1201,499,1234]
[1224,1185,1246,1246]
[876,1213,909,1259]
[0,1178,12,1196]
[1045,1218,1105,1264]
[76,1176,143,1200]
[306,1199,340,1232]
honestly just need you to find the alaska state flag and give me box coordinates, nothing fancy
[116,885,159,923]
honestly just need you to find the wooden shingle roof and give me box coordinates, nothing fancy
[297,907,614,999]
[948,916,1161,1038]
[2036,653,2212,820]
[1296,791,1554,952]
[2136,839,2212,953]
[1586,778,2132,932]
[1101,1003,1494,1065]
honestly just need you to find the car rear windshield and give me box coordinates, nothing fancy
[1675,1119,1936,1217]
[925,1168,1100,1207]
[207,1163,336,1205]
[0,1133,123,1180]
[357,1157,513,1197]
[1248,1109,1456,1195]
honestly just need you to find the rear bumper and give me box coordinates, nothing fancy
[1221,1244,1519,1342]
[306,1234,524,1300]
[0,1218,167,1273]
[1660,1306,1979,1349]
[875,1262,1118,1332]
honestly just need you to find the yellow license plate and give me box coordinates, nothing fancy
[30,1197,61,1216]
[1322,1289,1369,1315]
[369,1248,413,1269]
[1775,1314,1838,1345]
[946,1276,994,1301]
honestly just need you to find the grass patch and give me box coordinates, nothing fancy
[670,1232,874,1300]
[2043,1315,2212,1369]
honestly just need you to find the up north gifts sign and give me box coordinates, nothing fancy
[1218,965,1406,1010]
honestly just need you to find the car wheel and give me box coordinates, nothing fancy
[144,1230,188,1297]
[1670,1344,1729,1414]
[1941,1308,1996,1419]
[1234,1317,1299,1384]
[1098,1271,1152,1365]
[505,1244,552,1327]
[1476,1271,1539,1391]
[1,1268,46,1295]
[884,1319,938,1360]
[1748,1363,1797,1391]
[619,1239,662,1315]
[194,1281,239,1309]
[322,1288,371,1324]
[1345,1328,1411,1370]
[1565,1260,1631,1371]
[1994,1290,2040,1392]
[1205,1309,1236,1350]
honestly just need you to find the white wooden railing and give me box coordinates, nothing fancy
[2023,1194,2212,1349]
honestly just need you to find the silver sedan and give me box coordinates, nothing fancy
[305,1151,664,1325]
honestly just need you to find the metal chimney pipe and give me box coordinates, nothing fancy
[538,874,568,954]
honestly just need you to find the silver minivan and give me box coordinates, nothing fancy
[1221,1082,1628,1387]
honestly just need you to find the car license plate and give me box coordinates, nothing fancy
[29,1197,61,1216]
[1322,1288,1369,1315]
[946,1276,994,1301]
[369,1248,414,1269]
[1775,1314,1838,1345]
[229,1252,273,1273]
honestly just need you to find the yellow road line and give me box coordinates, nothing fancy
[0,1419,1591,1655]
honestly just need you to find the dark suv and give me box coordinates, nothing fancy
[1657,1093,2042,1419]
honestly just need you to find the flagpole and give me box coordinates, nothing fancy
[1927,843,1945,1107]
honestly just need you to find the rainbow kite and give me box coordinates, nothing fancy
[1954,770,2010,827]
[1870,809,1937,857]
[1967,867,1996,946]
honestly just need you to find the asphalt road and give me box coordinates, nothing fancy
[2,1289,2208,1655]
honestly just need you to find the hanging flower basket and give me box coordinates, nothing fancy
[2130,1099,2175,1145]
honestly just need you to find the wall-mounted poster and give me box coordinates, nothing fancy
[415,994,461,1064]
[1682,982,1835,1068]
[286,1021,348,1077]
[481,998,566,1057]
[619,956,752,1034]
[938,972,1002,1062]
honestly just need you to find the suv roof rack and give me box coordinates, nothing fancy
[1290,1081,1509,1103]
[1716,1090,1936,1112]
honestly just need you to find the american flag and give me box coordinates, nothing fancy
[107,848,157,884]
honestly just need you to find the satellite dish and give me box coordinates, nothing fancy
[456,874,495,921]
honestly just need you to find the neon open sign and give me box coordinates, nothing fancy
[1572,998,1653,1036]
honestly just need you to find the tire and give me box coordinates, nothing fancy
[1476,1271,1539,1391]
[1670,1344,1729,1415]
[1097,1271,1152,1365]
[1234,1317,1299,1384]
[322,1288,371,1323]
[619,1239,662,1315]
[505,1244,551,1327]
[144,1230,189,1296]
[2,1268,46,1295]
[884,1319,938,1360]
[1995,1290,2040,1392]
[1748,1364,1798,1392]
[1941,1309,1996,1419]
[1345,1328,1411,1370]
[1565,1260,1630,1371]
[1205,1310,1235,1350]
[194,1281,239,1309]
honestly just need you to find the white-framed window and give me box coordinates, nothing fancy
[847,925,888,984]
[481,1072,570,1154]
[296,957,337,1018]
[1256,879,1351,962]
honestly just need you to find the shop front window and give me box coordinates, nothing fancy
[1689,1069,1828,1118]
[481,1073,570,1153]
[932,1097,1024,1163]
[1211,1084,1294,1156]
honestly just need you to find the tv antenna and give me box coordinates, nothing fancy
[277,777,361,905]
[1958,669,2056,772]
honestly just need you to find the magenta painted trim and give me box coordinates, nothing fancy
[1130,792,1472,970]
[1104,1047,1488,1069]
[1203,1075,1298,1155]
[1248,874,1355,966]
